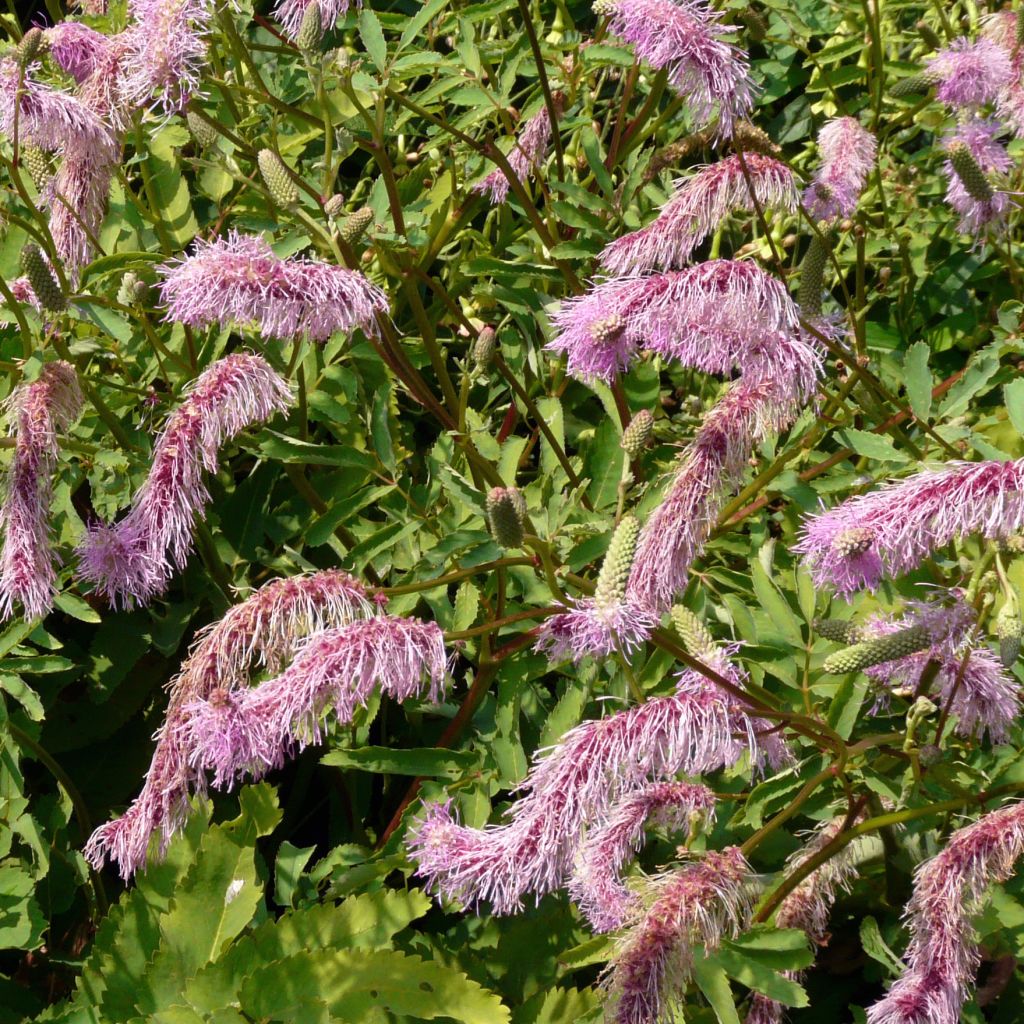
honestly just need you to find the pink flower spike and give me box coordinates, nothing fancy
[76,353,293,608]
[48,149,119,276]
[600,154,798,275]
[179,615,450,787]
[0,363,83,621]
[867,801,1024,1024]
[83,570,373,878]
[803,117,877,222]
[796,458,1024,595]
[535,598,658,663]
[274,0,351,41]
[158,231,389,342]
[927,37,1011,110]
[942,117,1011,235]
[45,23,116,85]
[604,846,751,1024]
[984,12,1024,138]
[473,103,557,204]
[597,0,754,138]
[569,781,716,933]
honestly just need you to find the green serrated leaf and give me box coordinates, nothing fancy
[904,341,932,422]
[321,746,477,778]
[358,8,388,71]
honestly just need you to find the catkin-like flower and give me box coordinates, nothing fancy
[84,570,373,878]
[569,781,716,933]
[796,458,1024,596]
[803,117,877,222]
[274,0,351,41]
[410,643,787,915]
[158,231,388,342]
[473,103,558,204]
[596,0,755,138]
[45,23,116,84]
[600,154,798,274]
[926,37,1011,109]
[77,353,292,608]
[48,148,119,276]
[604,846,751,1024]
[942,118,1011,235]
[0,363,83,621]
[180,615,449,787]
[866,800,1024,1024]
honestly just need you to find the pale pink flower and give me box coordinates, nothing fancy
[9,277,41,312]
[0,363,83,621]
[158,232,388,342]
[534,598,658,663]
[927,37,1012,109]
[84,570,373,878]
[983,11,1024,137]
[604,846,751,1024]
[474,104,557,204]
[943,117,1011,235]
[77,353,292,608]
[179,616,450,787]
[796,459,1024,595]
[274,0,351,41]
[569,781,716,932]
[867,801,1024,1024]
[45,23,116,85]
[600,154,798,274]
[803,117,877,221]
[597,0,754,138]
[48,148,118,276]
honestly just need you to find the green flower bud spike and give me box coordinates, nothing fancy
[671,606,715,658]
[20,244,65,313]
[15,28,47,69]
[486,487,526,549]
[890,70,939,98]
[258,149,299,206]
[996,601,1022,669]
[915,19,942,50]
[186,111,219,149]
[621,410,654,460]
[340,207,374,245]
[117,272,149,307]
[21,145,52,190]
[594,516,640,611]
[323,194,346,219]
[814,618,863,644]
[948,141,995,204]
[473,326,497,372]
[297,1,323,53]
[731,121,780,156]
[823,625,932,675]
[797,233,831,315]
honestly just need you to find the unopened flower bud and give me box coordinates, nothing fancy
[340,206,374,244]
[323,193,346,218]
[917,743,942,767]
[15,28,47,69]
[20,144,51,190]
[890,70,938,97]
[186,111,219,148]
[296,1,323,53]
[621,409,654,459]
[823,625,932,674]
[915,19,942,50]
[472,326,497,371]
[671,605,715,657]
[117,272,149,307]
[594,515,640,610]
[814,618,863,644]
[738,8,768,41]
[797,233,831,315]
[486,487,526,548]
[948,141,994,204]
[20,244,65,312]
[996,600,1022,668]
[258,149,299,206]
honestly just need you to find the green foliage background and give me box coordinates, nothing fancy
[3,0,1024,1021]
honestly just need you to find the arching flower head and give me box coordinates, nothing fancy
[927,37,1012,109]
[983,11,1024,137]
[942,117,1011,235]
[45,23,116,84]
[803,117,877,222]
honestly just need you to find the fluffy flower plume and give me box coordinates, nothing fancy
[180,615,450,788]
[866,800,1024,1024]
[796,458,1024,595]
[927,37,1011,109]
[474,103,558,204]
[409,644,787,915]
[84,570,373,878]
[77,353,292,608]
[746,815,864,1024]
[803,117,877,221]
[569,781,716,933]
[547,260,813,386]
[600,154,797,275]
[49,149,119,277]
[0,363,83,621]
[45,23,116,84]
[158,232,388,341]
[604,846,751,1024]
[596,0,754,138]
[274,0,351,41]
[861,597,1019,742]
[983,11,1024,137]
[942,117,1011,235]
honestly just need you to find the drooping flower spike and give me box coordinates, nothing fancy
[180,615,450,788]
[77,353,293,608]
[84,570,373,878]
[474,102,559,204]
[604,846,751,1024]
[942,117,1011,235]
[926,37,1012,110]
[983,11,1024,138]
[274,0,351,41]
[803,117,877,222]
[866,800,1024,1024]
[0,363,83,621]
[595,0,755,138]
[796,458,1024,596]
[158,232,389,342]
[568,781,716,933]
[600,153,798,275]
[45,23,116,85]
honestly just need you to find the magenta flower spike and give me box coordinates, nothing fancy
[547,260,813,386]
[927,37,1011,110]
[600,154,798,275]
[45,23,116,85]
[534,598,658,663]
[796,458,1024,596]
[568,781,716,933]
[473,103,557,204]
[84,570,373,878]
[409,643,788,915]
[49,150,119,276]
[158,231,389,342]
[866,800,1024,1024]
[604,846,751,1024]
[179,615,450,788]
[0,363,83,621]
[942,117,1011,235]
[77,353,293,608]
[984,11,1024,137]
[803,117,877,222]
[274,0,351,41]
[596,0,754,138]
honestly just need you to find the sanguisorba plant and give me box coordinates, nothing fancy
[5,0,1024,1021]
